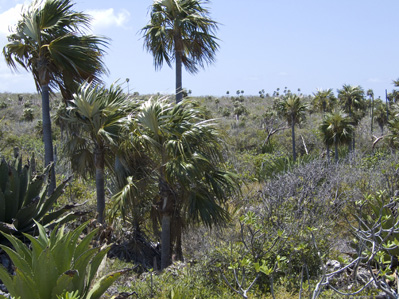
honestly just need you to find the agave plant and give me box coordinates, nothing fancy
[0,155,80,236]
[0,221,128,299]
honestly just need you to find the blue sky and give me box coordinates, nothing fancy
[0,0,398,99]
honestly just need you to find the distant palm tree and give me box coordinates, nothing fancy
[62,81,129,223]
[312,88,336,113]
[3,0,108,194]
[386,104,399,148]
[367,89,374,133]
[337,84,365,151]
[128,97,239,269]
[276,94,308,162]
[374,100,389,135]
[319,110,353,163]
[142,0,219,103]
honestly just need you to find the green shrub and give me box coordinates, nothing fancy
[0,155,80,237]
[22,108,34,121]
[0,221,128,299]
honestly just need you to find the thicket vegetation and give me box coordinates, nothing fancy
[2,0,399,298]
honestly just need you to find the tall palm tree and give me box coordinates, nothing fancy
[319,110,353,163]
[62,81,129,223]
[337,84,365,152]
[312,88,336,113]
[126,97,238,269]
[142,0,219,103]
[3,0,108,194]
[367,89,374,133]
[276,94,308,162]
[374,100,389,135]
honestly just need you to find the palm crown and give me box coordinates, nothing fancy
[337,84,365,122]
[143,0,219,73]
[3,0,108,100]
[142,0,219,102]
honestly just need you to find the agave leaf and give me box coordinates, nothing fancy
[35,219,49,247]
[49,223,64,245]
[21,174,45,208]
[0,221,17,234]
[0,245,32,279]
[0,265,15,295]
[36,177,70,220]
[40,202,84,226]
[86,269,129,299]
[17,165,29,210]
[51,271,78,298]
[50,227,76,273]
[68,221,91,249]
[0,160,8,192]
[5,167,19,222]
[50,211,89,229]
[74,228,98,259]
[0,190,5,221]
[72,247,100,295]
[14,196,40,228]
[14,268,40,299]
[33,248,60,299]
[23,233,47,257]
[0,232,31,264]
[86,245,112,286]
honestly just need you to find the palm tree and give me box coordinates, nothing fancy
[142,0,219,103]
[126,97,238,269]
[62,81,129,223]
[337,84,365,151]
[367,89,374,133]
[312,88,336,113]
[319,110,353,163]
[276,94,308,162]
[374,100,389,135]
[387,108,399,148]
[3,0,108,194]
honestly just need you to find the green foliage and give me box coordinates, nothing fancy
[0,221,127,299]
[355,190,399,256]
[0,155,79,237]
[57,291,80,299]
[125,263,236,298]
[22,108,34,121]
[257,153,314,180]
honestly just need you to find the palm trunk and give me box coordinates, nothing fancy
[352,132,355,152]
[291,115,296,162]
[41,84,56,195]
[348,109,353,152]
[371,95,374,134]
[94,148,105,224]
[161,214,171,269]
[175,49,183,104]
[334,136,338,163]
[326,144,330,163]
[159,147,173,269]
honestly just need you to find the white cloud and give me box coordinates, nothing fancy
[87,8,130,31]
[367,78,383,83]
[0,3,23,36]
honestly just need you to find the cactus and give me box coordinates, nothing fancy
[0,155,81,237]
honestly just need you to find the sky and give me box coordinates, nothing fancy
[0,0,399,99]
